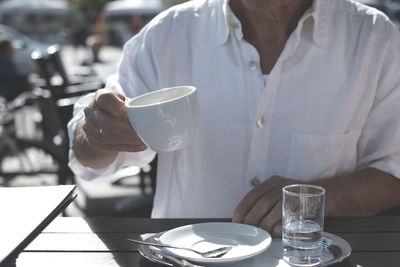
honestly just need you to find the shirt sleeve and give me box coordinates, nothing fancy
[67,23,160,180]
[357,22,400,179]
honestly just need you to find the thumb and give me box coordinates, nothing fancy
[96,90,129,123]
[116,93,132,123]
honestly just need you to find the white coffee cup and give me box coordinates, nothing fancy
[125,86,198,153]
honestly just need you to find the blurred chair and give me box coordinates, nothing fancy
[46,45,103,87]
[0,87,73,185]
[31,45,103,98]
[31,45,157,214]
[31,45,103,128]
[29,46,105,185]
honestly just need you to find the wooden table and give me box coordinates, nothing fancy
[15,216,400,267]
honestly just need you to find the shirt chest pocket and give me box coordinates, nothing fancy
[286,131,361,181]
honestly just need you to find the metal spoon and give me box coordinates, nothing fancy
[323,236,343,264]
[149,248,200,267]
[128,238,232,258]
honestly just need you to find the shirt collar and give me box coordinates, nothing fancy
[217,0,329,48]
[216,0,233,46]
[307,0,329,48]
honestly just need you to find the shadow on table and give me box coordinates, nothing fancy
[83,216,175,267]
[139,257,161,267]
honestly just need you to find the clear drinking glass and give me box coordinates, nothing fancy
[282,184,325,266]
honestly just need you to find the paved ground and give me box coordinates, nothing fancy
[0,44,154,218]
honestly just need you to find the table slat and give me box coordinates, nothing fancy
[349,252,400,267]
[43,217,229,234]
[17,251,400,267]
[44,217,400,234]
[16,252,155,267]
[325,216,400,233]
[336,232,400,252]
[25,233,142,252]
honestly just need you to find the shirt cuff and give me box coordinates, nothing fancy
[68,149,157,180]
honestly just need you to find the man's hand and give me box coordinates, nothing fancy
[74,89,147,169]
[233,169,400,235]
[233,176,298,235]
[82,89,147,152]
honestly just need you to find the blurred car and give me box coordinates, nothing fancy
[102,0,164,46]
[0,24,49,74]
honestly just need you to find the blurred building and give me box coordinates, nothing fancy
[0,0,71,44]
[98,0,165,47]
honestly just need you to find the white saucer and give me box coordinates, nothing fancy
[139,230,351,267]
[158,222,272,265]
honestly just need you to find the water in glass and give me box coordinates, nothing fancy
[282,219,323,266]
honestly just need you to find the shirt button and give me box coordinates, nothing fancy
[248,61,258,71]
[256,116,266,128]
[227,15,237,27]
[250,177,261,187]
[230,21,239,28]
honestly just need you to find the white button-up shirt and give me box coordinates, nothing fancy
[68,0,400,218]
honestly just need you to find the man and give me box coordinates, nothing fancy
[68,0,400,234]
[0,37,31,101]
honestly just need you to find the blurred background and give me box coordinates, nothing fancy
[0,0,399,218]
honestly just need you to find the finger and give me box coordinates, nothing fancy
[233,176,286,223]
[243,188,282,226]
[84,105,139,140]
[259,200,282,232]
[87,139,147,152]
[94,89,129,122]
[82,119,123,144]
[249,176,285,200]
[83,118,147,152]
[272,220,282,236]
[83,116,146,148]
